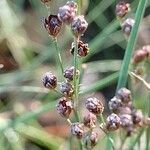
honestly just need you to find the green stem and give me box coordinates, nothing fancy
[54,38,64,74]
[77,0,81,15]
[117,0,148,90]
[99,114,115,150]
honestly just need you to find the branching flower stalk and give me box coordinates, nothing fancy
[116,0,148,90]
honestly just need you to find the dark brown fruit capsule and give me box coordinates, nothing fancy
[120,114,133,128]
[56,97,73,118]
[133,49,147,64]
[71,122,84,139]
[85,97,104,115]
[58,1,77,24]
[132,109,143,125]
[109,97,122,114]
[115,1,130,19]
[85,132,98,149]
[42,72,57,89]
[116,87,131,104]
[60,82,74,97]
[121,18,135,36]
[83,113,97,128]
[40,0,51,4]
[44,15,62,37]
[63,66,79,81]
[106,113,121,131]
[71,15,88,37]
[71,40,89,57]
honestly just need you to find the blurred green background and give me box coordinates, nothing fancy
[0,0,149,149]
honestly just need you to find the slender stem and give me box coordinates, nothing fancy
[99,114,115,150]
[77,0,81,15]
[116,0,148,90]
[54,38,64,74]
[119,136,127,150]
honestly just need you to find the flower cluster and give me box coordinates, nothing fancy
[107,87,149,136]
[115,1,135,36]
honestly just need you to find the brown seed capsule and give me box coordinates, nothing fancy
[71,15,88,37]
[121,18,135,36]
[71,122,84,138]
[116,87,131,103]
[85,97,104,115]
[120,114,133,128]
[60,82,74,97]
[85,132,98,148]
[132,109,143,125]
[71,40,89,57]
[40,0,51,4]
[44,15,62,37]
[109,97,122,114]
[56,97,73,118]
[133,49,147,64]
[106,113,121,131]
[115,1,130,19]
[58,1,77,24]
[142,45,150,58]
[83,113,97,128]
[63,66,79,81]
[42,72,57,89]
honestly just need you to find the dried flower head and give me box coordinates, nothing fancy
[71,15,88,37]
[132,109,143,125]
[116,87,131,103]
[71,40,89,57]
[71,122,84,138]
[120,114,133,128]
[44,15,62,37]
[60,82,74,97]
[58,1,77,24]
[85,97,104,115]
[119,106,132,115]
[133,49,147,64]
[121,18,135,36]
[40,0,51,4]
[85,132,98,148]
[56,97,73,118]
[109,97,122,114]
[142,45,150,58]
[63,66,80,81]
[106,113,121,131]
[83,113,97,128]
[42,72,57,89]
[115,1,130,19]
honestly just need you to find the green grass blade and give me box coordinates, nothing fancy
[117,0,148,90]
[80,72,119,95]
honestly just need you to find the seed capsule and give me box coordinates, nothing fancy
[71,15,88,37]
[109,97,122,114]
[71,40,89,57]
[116,87,131,104]
[42,72,57,89]
[63,66,79,81]
[85,132,98,148]
[106,113,121,131]
[40,0,51,4]
[142,45,150,58]
[120,114,133,128]
[58,1,77,24]
[132,109,143,125]
[121,18,135,36]
[71,122,84,138]
[60,82,74,97]
[85,97,104,115]
[56,97,73,118]
[133,49,147,64]
[115,1,130,19]
[44,15,62,37]
[83,113,97,128]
